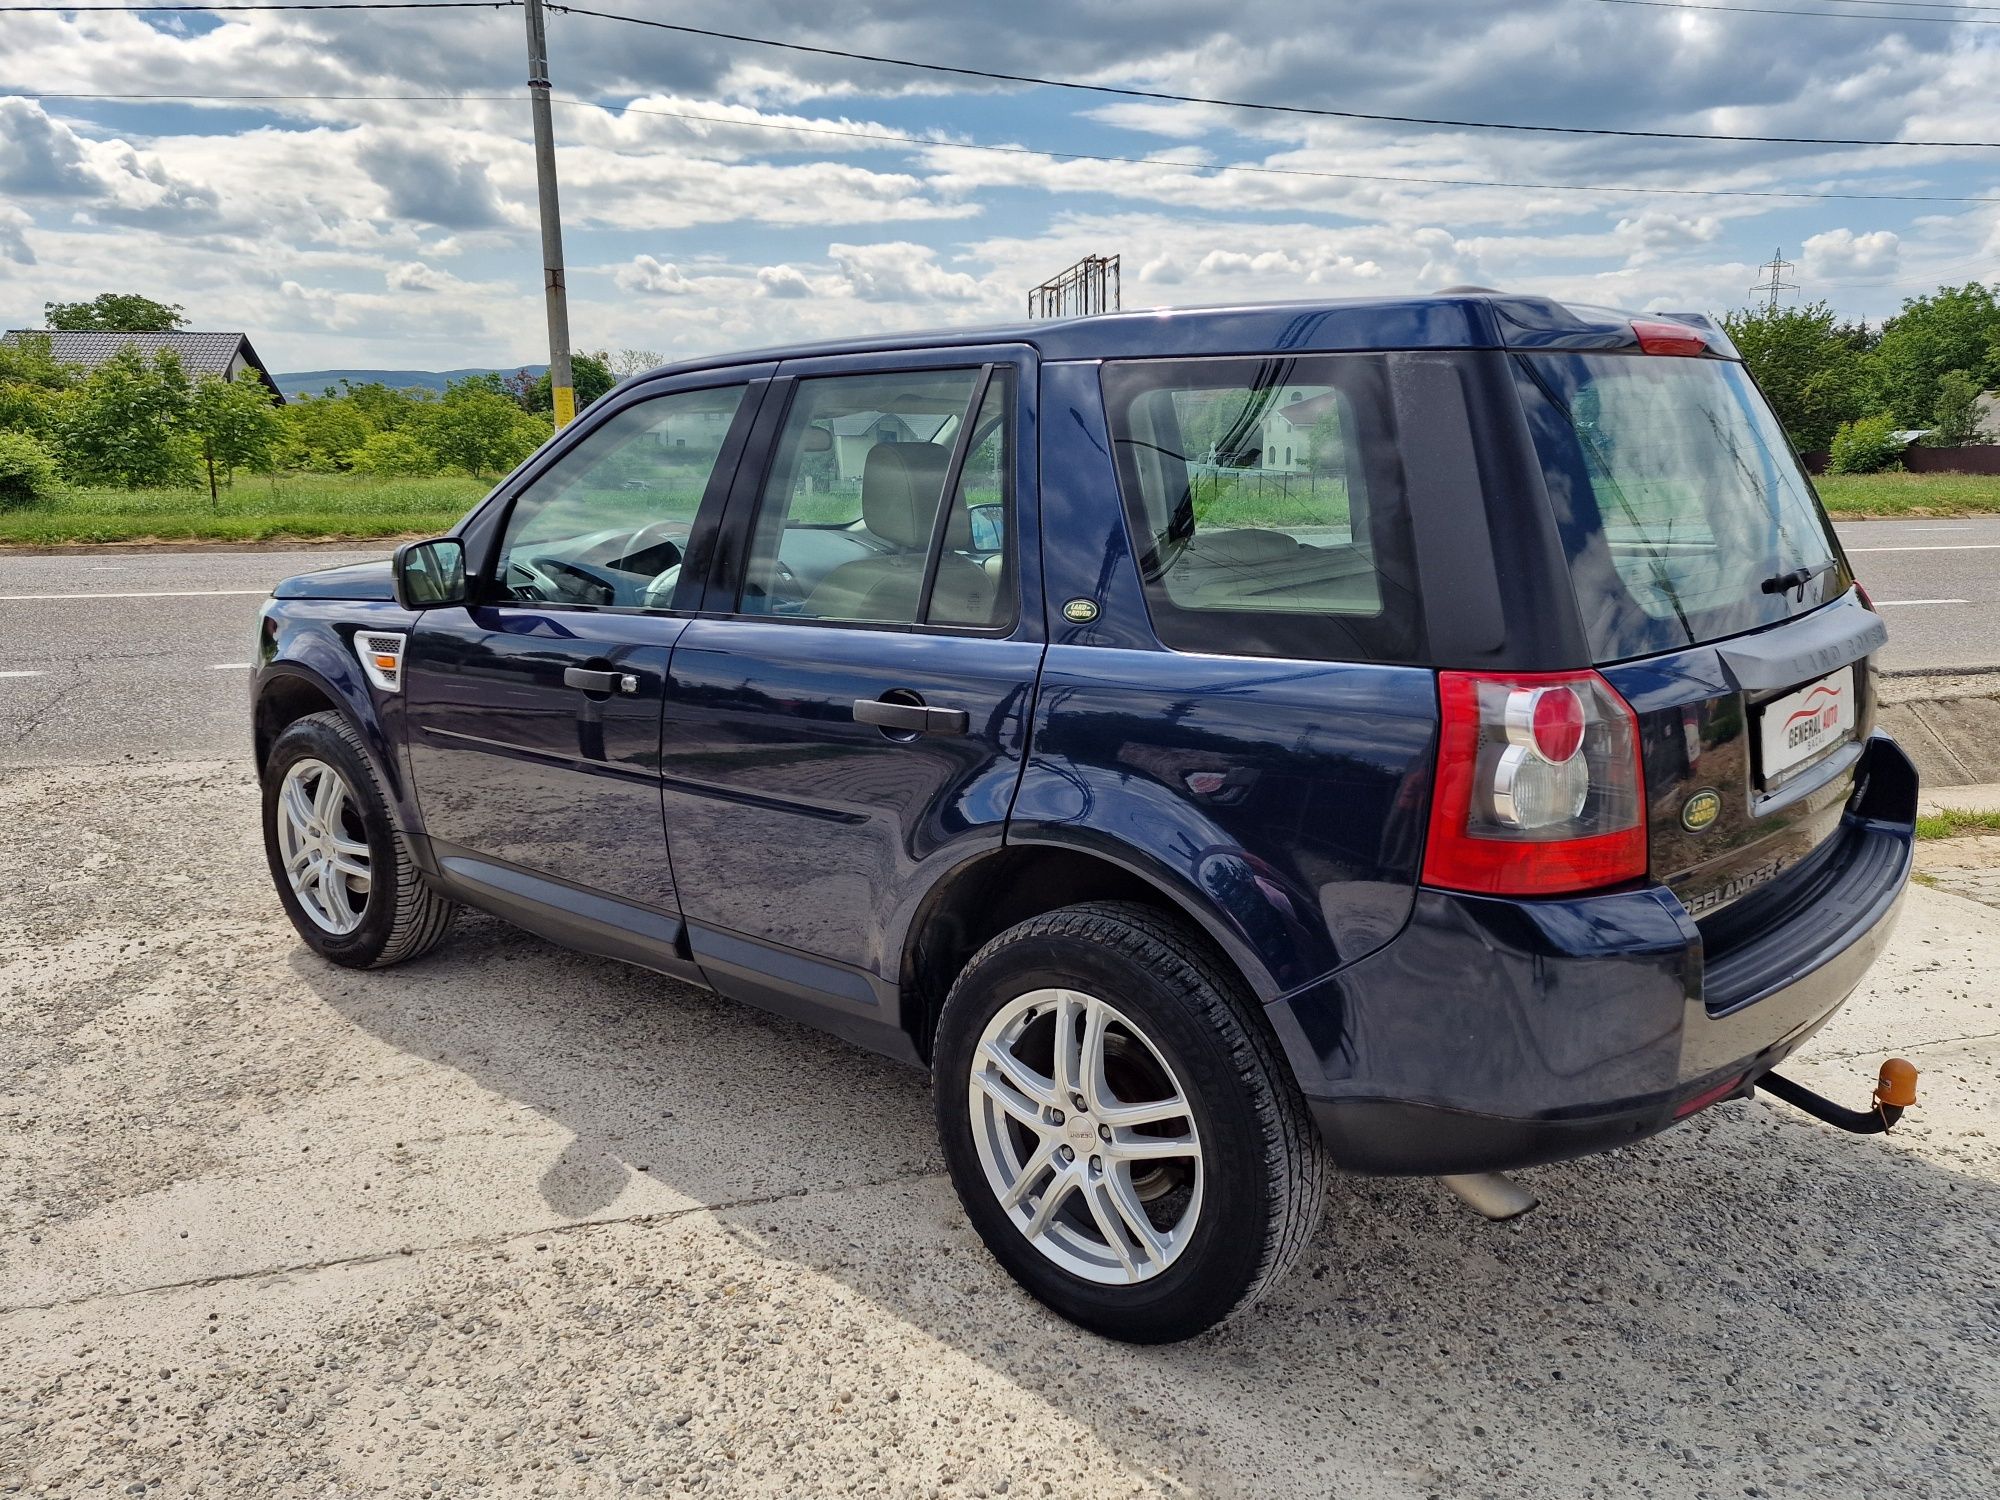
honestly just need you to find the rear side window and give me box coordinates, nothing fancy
[1101,355,1424,663]
[1516,353,1848,662]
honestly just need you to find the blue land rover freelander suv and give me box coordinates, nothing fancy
[251,293,1918,1343]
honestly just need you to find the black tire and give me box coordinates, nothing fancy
[932,900,1328,1343]
[261,710,456,969]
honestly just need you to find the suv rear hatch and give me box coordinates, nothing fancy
[1509,334,1885,929]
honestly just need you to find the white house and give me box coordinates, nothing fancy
[1258,389,1338,473]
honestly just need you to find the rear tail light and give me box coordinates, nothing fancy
[1855,580,1876,611]
[1632,318,1709,357]
[1422,669,1647,897]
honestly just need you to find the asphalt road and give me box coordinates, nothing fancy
[0,521,1995,771]
[1837,516,2000,675]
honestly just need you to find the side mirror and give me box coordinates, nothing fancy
[967,502,1004,552]
[801,425,833,454]
[394,537,467,609]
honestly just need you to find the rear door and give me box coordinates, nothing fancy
[657,346,1044,1034]
[1510,347,1881,920]
[403,370,767,917]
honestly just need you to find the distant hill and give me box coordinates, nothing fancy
[273,366,547,398]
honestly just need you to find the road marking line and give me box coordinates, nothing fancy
[1844,543,2000,553]
[1873,599,1968,606]
[210,662,253,670]
[0,669,43,678]
[0,588,268,601]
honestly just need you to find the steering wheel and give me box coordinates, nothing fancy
[529,556,618,607]
[641,563,681,610]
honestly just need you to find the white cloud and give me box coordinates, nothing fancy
[615,255,694,295]
[1803,227,1901,280]
[827,242,984,302]
[386,261,455,293]
[0,98,217,227]
[0,0,1988,363]
[755,264,816,299]
[0,206,32,266]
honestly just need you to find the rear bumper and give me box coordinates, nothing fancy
[1269,733,1917,1175]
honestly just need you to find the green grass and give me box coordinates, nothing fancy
[1815,471,2000,519]
[0,473,492,545]
[1915,808,2000,840]
[4,465,1995,547]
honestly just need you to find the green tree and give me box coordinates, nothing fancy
[337,379,427,432]
[610,348,663,379]
[348,429,439,477]
[57,346,194,487]
[1306,406,1346,474]
[1869,283,2000,427]
[43,292,188,332]
[277,394,374,471]
[188,371,283,503]
[527,351,616,415]
[418,378,550,475]
[1926,369,1989,447]
[1721,301,1873,453]
[0,431,62,510]
[0,332,78,440]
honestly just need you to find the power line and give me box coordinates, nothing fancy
[546,6,2000,148]
[10,89,2000,205]
[0,3,514,10]
[1812,0,2000,10]
[546,97,2000,205]
[1579,0,2000,20]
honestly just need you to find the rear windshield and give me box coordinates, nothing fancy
[1101,354,1424,663]
[1515,352,1847,662]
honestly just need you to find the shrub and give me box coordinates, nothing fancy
[0,430,62,509]
[1925,369,1989,448]
[348,430,439,477]
[1828,414,1906,474]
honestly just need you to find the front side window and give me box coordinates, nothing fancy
[492,384,747,609]
[1101,355,1424,662]
[739,367,1012,629]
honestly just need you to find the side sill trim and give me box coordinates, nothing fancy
[428,847,706,984]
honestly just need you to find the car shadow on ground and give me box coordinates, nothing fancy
[296,913,1997,1496]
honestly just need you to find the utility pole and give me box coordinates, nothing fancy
[1751,248,1797,313]
[524,0,575,426]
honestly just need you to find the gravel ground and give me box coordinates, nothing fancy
[2,761,1997,1498]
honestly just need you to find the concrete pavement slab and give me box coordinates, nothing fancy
[3,760,1997,1498]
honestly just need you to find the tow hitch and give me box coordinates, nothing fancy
[1757,1057,1919,1134]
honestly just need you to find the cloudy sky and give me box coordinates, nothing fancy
[2,1,1997,373]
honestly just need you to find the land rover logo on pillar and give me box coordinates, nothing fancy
[1681,789,1723,832]
[1061,598,1099,623]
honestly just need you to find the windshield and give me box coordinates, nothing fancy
[1515,353,1847,662]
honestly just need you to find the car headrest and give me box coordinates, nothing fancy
[861,444,967,550]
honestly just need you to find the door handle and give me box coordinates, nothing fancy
[564,667,641,695]
[853,696,969,736]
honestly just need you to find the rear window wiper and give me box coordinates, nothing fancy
[1760,560,1836,600]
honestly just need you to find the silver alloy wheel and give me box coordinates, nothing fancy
[275,757,372,935]
[968,988,1203,1285]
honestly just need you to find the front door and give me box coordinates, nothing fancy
[403,374,764,918]
[659,351,1043,1031]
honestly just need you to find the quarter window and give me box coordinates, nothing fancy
[1101,354,1424,663]
[491,385,747,610]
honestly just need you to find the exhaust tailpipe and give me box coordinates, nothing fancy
[1440,1172,1539,1221]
